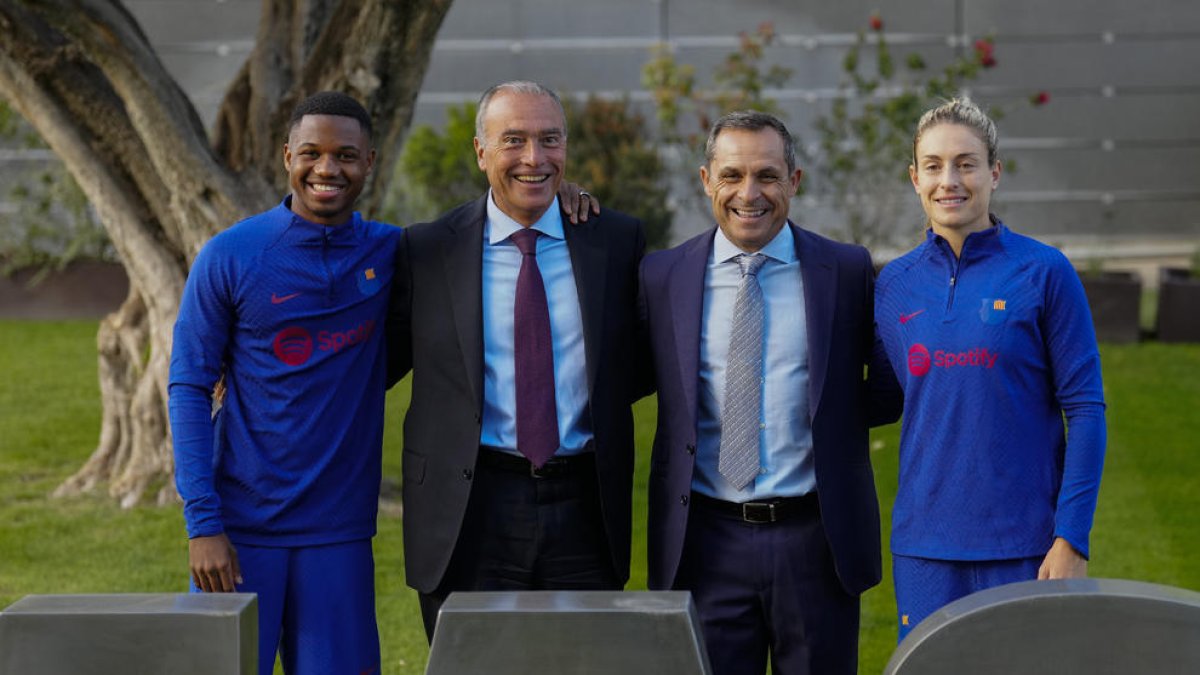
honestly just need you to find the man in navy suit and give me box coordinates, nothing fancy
[638,110,901,675]
[387,81,645,640]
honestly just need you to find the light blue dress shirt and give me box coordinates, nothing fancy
[480,192,593,456]
[694,224,814,501]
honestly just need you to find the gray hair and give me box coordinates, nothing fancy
[704,110,797,174]
[474,80,567,144]
[912,97,999,167]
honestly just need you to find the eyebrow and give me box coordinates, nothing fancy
[498,127,564,137]
[295,143,361,151]
[919,151,982,162]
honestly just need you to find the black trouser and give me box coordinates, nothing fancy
[419,448,619,641]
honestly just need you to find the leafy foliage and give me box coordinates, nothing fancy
[563,96,673,250]
[393,97,674,248]
[643,18,1047,248]
[642,23,792,212]
[386,102,487,225]
[0,101,112,279]
[813,21,1009,247]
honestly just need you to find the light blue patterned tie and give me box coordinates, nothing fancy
[719,253,767,491]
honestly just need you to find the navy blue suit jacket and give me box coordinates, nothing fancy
[637,223,901,595]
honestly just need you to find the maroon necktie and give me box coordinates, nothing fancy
[511,228,559,467]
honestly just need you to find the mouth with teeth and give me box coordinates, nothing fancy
[935,195,967,206]
[514,174,550,184]
[308,183,345,197]
[730,206,769,219]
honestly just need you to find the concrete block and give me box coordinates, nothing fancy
[0,593,256,675]
[427,591,711,675]
[886,578,1200,675]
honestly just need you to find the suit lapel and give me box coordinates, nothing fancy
[442,197,487,410]
[793,224,834,420]
[564,216,608,395]
[670,230,713,427]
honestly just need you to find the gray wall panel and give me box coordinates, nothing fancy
[966,0,1200,34]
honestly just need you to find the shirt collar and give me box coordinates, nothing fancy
[712,222,796,265]
[486,189,564,245]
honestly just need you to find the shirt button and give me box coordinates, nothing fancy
[462,469,474,480]
[680,494,689,506]
[685,444,696,455]
[759,423,766,429]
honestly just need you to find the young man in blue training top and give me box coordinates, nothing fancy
[169,90,598,673]
[168,91,395,675]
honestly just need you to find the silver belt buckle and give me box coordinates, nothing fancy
[741,501,776,523]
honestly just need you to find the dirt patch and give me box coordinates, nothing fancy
[0,260,128,319]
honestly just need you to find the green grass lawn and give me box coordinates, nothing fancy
[1,320,1197,674]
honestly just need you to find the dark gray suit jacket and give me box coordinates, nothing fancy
[387,195,645,593]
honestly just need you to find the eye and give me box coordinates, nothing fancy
[503,136,524,147]
[541,135,562,147]
[338,152,359,161]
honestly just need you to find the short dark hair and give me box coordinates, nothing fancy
[288,91,373,140]
[704,110,796,174]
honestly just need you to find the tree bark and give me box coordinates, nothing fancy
[0,0,453,506]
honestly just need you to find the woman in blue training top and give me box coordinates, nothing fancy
[874,98,1107,640]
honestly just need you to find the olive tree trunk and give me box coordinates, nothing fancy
[0,0,452,506]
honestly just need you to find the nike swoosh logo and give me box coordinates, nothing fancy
[271,292,301,304]
[899,309,926,324]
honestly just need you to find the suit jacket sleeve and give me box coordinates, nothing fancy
[385,227,414,388]
[860,246,903,427]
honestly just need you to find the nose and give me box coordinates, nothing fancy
[738,177,763,202]
[937,166,960,187]
[521,141,543,166]
[313,153,339,176]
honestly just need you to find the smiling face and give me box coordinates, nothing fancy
[700,127,803,252]
[474,91,566,226]
[910,122,1000,239]
[283,114,375,226]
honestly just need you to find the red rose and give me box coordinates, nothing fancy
[974,38,996,67]
[1032,91,1050,106]
[870,14,883,32]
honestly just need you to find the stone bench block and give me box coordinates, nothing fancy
[427,591,712,675]
[0,593,256,675]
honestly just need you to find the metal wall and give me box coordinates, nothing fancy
[25,1,1200,252]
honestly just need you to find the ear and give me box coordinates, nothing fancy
[990,160,1002,189]
[283,143,293,173]
[474,137,486,171]
[909,164,920,192]
[366,148,377,175]
[699,165,713,197]
[788,168,803,195]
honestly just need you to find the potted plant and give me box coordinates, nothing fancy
[1078,261,1141,344]
[1155,249,1200,342]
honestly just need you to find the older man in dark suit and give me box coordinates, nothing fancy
[387,80,645,641]
[638,110,901,675]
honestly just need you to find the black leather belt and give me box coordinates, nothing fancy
[690,491,818,524]
[477,447,594,479]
